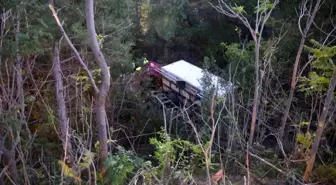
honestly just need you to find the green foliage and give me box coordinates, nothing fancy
[221,42,252,64]
[221,42,255,91]
[254,0,275,13]
[94,0,135,75]
[58,161,82,184]
[79,149,96,170]
[58,150,95,184]
[46,106,56,125]
[232,5,247,14]
[300,72,331,93]
[299,41,336,95]
[295,121,315,157]
[149,130,204,173]
[148,0,190,41]
[72,68,102,92]
[296,132,314,151]
[103,146,144,185]
[1,1,56,57]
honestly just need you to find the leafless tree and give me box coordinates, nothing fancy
[211,0,279,145]
[52,39,75,167]
[279,0,322,143]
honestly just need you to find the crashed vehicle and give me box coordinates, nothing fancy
[136,59,232,107]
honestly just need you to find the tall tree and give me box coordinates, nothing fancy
[49,0,109,164]
[301,43,336,181]
[279,0,322,143]
[303,71,336,181]
[85,0,111,162]
[212,0,279,145]
[52,39,74,167]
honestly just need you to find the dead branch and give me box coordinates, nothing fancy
[48,4,99,94]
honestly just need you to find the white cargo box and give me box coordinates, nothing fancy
[160,60,232,98]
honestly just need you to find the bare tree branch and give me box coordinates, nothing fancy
[280,0,322,143]
[49,4,99,94]
[211,0,279,145]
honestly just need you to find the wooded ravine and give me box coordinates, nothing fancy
[0,0,336,184]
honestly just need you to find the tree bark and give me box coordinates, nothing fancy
[0,138,20,185]
[85,0,111,162]
[52,40,74,167]
[303,71,336,182]
[279,0,322,142]
[248,43,260,145]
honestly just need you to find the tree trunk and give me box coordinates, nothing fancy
[0,140,20,185]
[52,40,74,167]
[303,71,336,182]
[210,0,279,147]
[49,0,109,164]
[85,0,111,162]
[1,12,24,185]
[279,0,322,142]
[15,11,30,137]
[279,37,305,141]
[248,43,260,145]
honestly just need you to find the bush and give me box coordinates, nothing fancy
[149,131,204,174]
[103,146,144,185]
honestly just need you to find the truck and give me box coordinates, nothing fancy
[137,59,232,107]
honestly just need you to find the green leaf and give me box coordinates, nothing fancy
[299,122,310,127]
[232,6,247,14]
[299,41,336,95]
[135,67,142,71]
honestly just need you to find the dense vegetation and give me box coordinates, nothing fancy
[0,0,335,184]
